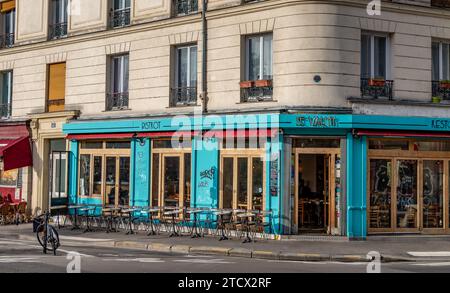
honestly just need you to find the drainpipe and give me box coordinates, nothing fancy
[201,0,208,113]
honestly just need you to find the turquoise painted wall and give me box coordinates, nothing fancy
[130,138,151,207]
[192,136,219,209]
[265,133,284,235]
[68,140,79,205]
[346,133,367,239]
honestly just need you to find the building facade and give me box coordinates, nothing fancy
[2,0,450,238]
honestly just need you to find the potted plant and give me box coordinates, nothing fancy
[255,79,273,87]
[432,96,442,104]
[368,77,386,87]
[439,80,450,89]
[240,81,254,88]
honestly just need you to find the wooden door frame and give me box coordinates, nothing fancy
[160,153,184,209]
[293,148,341,234]
[219,150,266,211]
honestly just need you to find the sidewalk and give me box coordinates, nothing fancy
[2,224,450,263]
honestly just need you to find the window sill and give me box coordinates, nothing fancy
[102,107,132,112]
[167,104,199,108]
[237,99,277,104]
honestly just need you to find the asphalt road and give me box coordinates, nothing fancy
[0,237,450,273]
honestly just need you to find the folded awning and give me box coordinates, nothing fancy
[0,136,32,171]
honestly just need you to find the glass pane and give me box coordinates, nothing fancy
[0,169,17,186]
[251,157,263,210]
[123,55,129,92]
[247,36,261,80]
[81,141,103,149]
[164,156,180,208]
[105,157,116,205]
[119,157,130,206]
[374,36,386,79]
[294,138,341,149]
[396,160,418,229]
[79,154,90,196]
[177,47,188,88]
[443,43,450,80]
[432,42,440,81]
[423,160,444,229]
[237,158,248,209]
[184,154,191,208]
[189,46,197,87]
[369,139,409,150]
[263,35,273,80]
[361,34,371,78]
[222,158,233,209]
[369,159,392,229]
[414,141,450,152]
[151,154,160,207]
[106,141,131,149]
[93,156,102,195]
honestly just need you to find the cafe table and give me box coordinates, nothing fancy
[79,206,96,233]
[121,207,141,235]
[144,207,161,235]
[103,206,122,233]
[213,210,232,241]
[186,208,203,238]
[237,212,256,243]
[68,205,84,230]
[164,209,182,237]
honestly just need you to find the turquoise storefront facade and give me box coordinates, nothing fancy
[63,112,450,239]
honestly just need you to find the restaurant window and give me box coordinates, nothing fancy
[241,34,273,102]
[79,154,91,196]
[171,44,197,107]
[47,62,66,112]
[423,160,443,229]
[0,168,18,186]
[107,54,129,111]
[369,159,392,229]
[81,141,103,149]
[0,0,15,49]
[0,70,12,118]
[49,0,68,40]
[369,139,409,150]
[152,138,192,149]
[110,0,130,28]
[293,138,341,149]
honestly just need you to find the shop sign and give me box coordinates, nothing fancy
[296,115,339,128]
[431,119,450,130]
[141,121,161,130]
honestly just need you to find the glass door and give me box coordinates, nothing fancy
[118,157,130,206]
[162,155,181,208]
[104,156,130,207]
[422,160,444,229]
[396,160,419,230]
[222,157,234,209]
[369,159,393,231]
[105,156,117,206]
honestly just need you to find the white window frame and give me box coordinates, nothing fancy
[110,54,129,94]
[175,44,197,89]
[245,34,273,81]
[0,70,12,118]
[113,0,130,11]
[361,32,391,79]
[3,9,14,35]
[433,41,450,81]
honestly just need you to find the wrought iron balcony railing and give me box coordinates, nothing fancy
[48,22,68,40]
[240,80,273,103]
[360,78,394,100]
[170,87,197,106]
[0,103,11,118]
[432,80,450,101]
[110,8,131,28]
[106,92,129,111]
[0,33,14,49]
[174,0,198,16]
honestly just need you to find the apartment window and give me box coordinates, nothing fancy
[0,0,15,49]
[174,0,198,16]
[360,33,393,99]
[241,34,273,102]
[49,0,68,40]
[0,70,12,118]
[432,41,450,100]
[171,45,197,106]
[110,0,130,28]
[107,54,129,111]
[47,63,66,112]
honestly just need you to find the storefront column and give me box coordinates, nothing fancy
[68,140,79,205]
[130,138,151,207]
[265,131,284,235]
[192,136,219,208]
[346,133,367,239]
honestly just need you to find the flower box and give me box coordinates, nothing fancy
[255,79,273,87]
[368,78,386,87]
[439,81,450,89]
[240,81,254,88]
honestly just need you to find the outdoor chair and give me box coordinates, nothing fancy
[0,203,12,225]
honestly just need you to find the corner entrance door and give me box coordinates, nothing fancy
[294,149,341,235]
[105,156,130,207]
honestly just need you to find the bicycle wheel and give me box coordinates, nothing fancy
[37,225,60,254]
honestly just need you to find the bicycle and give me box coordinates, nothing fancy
[33,211,60,255]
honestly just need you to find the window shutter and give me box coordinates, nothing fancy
[1,0,15,13]
[48,62,66,112]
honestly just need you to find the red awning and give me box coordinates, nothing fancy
[356,130,450,138]
[0,136,32,171]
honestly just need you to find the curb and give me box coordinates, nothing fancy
[0,232,415,263]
